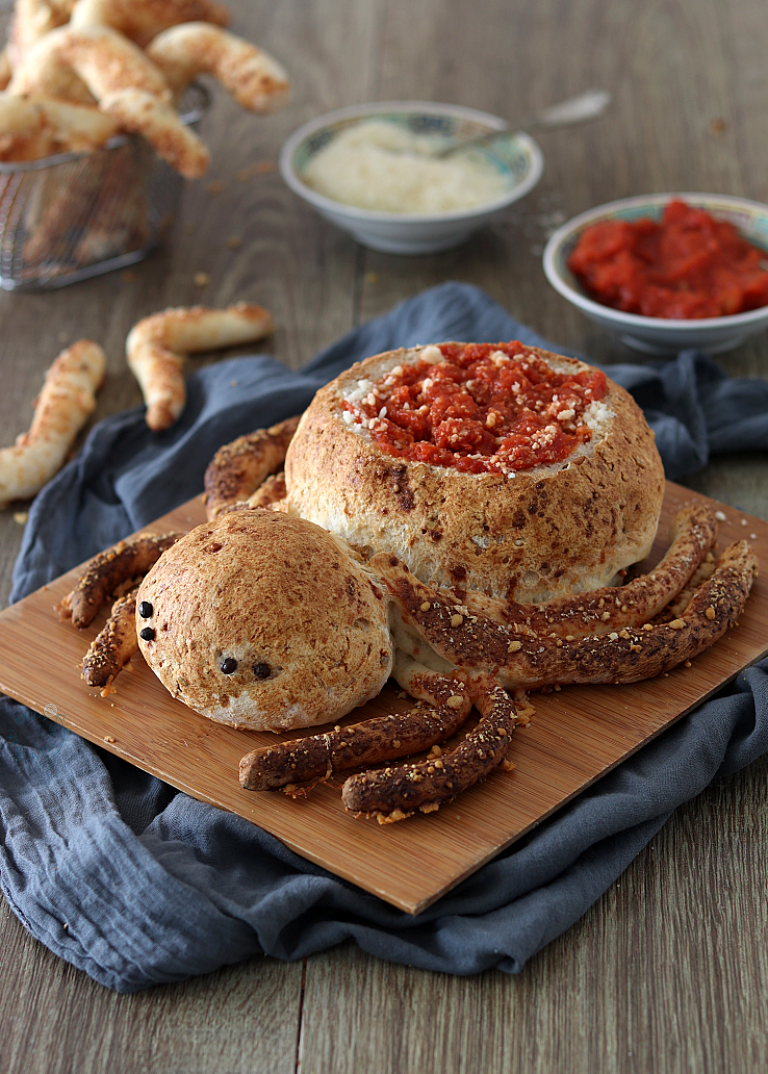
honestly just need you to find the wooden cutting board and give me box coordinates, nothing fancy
[0,482,765,915]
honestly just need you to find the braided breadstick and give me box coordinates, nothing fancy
[69,0,231,49]
[126,303,274,430]
[0,340,105,507]
[146,23,290,111]
[239,654,472,792]
[204,415,299,517]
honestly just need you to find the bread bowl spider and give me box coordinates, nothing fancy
[61,497,756,822]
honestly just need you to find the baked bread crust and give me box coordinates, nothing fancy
[283,344,665,603]
[135,510,393,730]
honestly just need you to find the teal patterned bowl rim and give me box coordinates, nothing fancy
[279,101,543,221]
[543,192,768,329]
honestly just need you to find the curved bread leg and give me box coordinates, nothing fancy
[82,588,139,687]
[374,503,718,643]
[378,542,757,690]
[239,655,471,791]
[246,471,287,510]
[341,673,518,822]
[204,415,300,519]
[127,304,274,431]
[61,532,181,627]
[465,503,717,638]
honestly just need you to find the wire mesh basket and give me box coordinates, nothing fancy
[0,84,210,290]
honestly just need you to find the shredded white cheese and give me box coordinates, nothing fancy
[301,120,511,214]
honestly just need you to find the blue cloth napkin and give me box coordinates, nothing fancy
[2,282,768,993]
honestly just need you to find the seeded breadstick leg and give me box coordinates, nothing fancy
[204,415,300,518]
[239,656,471,791]
[62,532,181,627]
[245,471,287,510]
[374,503,718,644]
[341,673,518,822]
[82,588,139,687]
[378,542,757,691]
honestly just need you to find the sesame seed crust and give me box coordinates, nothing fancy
[61,532,182,628]
[341,676,517,820]
[240,669,472,791]
[376,541,757,691]
[81,588,140,688]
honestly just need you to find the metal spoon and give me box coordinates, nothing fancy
[436,89,611,156]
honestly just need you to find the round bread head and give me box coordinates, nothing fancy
[136,510,393,730]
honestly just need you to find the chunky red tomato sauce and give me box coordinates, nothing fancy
[344,342,607,474]
[568,199,768,319]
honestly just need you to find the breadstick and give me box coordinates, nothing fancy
[8,24,172,105]
[126,303,274,430]
[341,674,517,821]
[245,471,287,511]
[61,532,182,627]
[69,0,231,49]
[380,542,758,691]
[97,89,210,177]
[146,23,290,111]
[204,415,299,518]
[81,587,139,687]
[7,25,210,174]
[0,93,121,161]
[239,657,472,792]
[0,341,105,507]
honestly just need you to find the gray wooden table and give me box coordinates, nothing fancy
[0,1,766,1071]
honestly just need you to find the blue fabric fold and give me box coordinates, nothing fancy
[1,282,767,992]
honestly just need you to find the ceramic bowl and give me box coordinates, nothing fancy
[542,192,768,354]
[279,101,543,255]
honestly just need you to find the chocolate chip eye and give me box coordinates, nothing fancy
[253,662,271,680]
[139,627,155,642]
[138,601,153,619]
[220,657,238,675]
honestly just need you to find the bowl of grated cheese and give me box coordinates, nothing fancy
[279,101,543,254]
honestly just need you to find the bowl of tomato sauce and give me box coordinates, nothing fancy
[543,193,768,354]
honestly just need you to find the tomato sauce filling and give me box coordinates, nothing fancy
[568,199,768,319]
[343,342,608,474]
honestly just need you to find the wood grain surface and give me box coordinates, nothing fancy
[0,485,765,915]
[0,0,767,1071]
